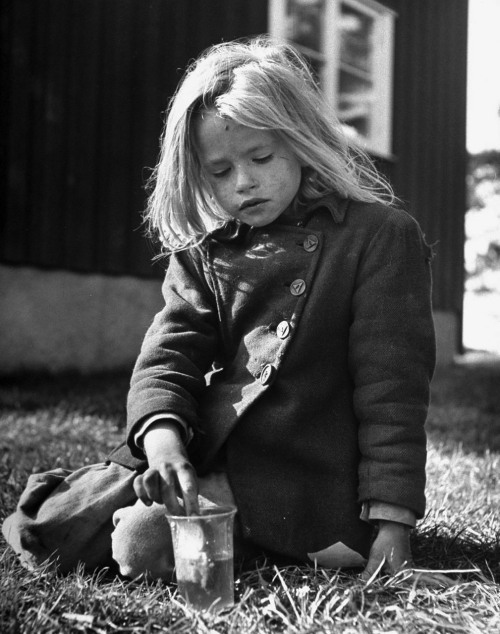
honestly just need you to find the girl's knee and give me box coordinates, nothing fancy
[111,500,175,580]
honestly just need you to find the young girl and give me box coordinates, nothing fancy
[3,37,436,581]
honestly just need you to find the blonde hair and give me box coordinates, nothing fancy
[146,36,395,252]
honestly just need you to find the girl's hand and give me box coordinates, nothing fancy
[133,421,200,516]
[362,520,454,587]
[362,520,412,579]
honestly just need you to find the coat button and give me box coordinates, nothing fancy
[276,320,291,339]
[303,235,319,252]
[290,279,306,296]
[260,363,275,385]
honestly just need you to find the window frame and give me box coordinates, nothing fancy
[268,0,396,158]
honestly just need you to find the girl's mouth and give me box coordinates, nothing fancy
[239,198,268,211]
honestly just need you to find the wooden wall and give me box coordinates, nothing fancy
[0,0,267,277]
[383,0,468,318]
[1,0,468,315]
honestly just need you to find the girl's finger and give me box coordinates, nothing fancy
[158,465,184,515]
[141,469,164,505]
[175,462,200,515]
[132,474,153,506]
[360,556,386,581]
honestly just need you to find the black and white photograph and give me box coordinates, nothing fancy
[1,1,499,631]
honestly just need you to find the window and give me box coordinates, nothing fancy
[269,0,396,157]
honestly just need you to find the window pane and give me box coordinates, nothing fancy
[338,69,373,138]
[340,4,374,74]
[338,3,376,143]
[285,0,324,52]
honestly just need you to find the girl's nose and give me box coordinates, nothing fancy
[235,167,257,192]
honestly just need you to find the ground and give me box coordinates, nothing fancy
[1,357,500,632]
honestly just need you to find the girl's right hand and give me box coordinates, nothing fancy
[133,420,200,516]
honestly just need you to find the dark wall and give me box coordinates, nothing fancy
[0,0,267,277]
[1,0,468,315]
[385,0,468,317]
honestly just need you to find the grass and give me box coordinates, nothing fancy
[1,355,500,633]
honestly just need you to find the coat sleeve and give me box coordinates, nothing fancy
[125,248,219,460]
[349,208,436,518]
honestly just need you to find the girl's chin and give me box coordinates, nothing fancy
[238,208,283,227]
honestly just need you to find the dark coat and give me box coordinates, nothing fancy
[109,195,436,560]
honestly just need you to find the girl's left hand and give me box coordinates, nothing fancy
[361,520,454,587]
[362,519,412,578]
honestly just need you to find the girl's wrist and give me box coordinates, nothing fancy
[143,420,185,459]
[377,519,411,534]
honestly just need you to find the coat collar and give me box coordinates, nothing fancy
[299,194,349,224]
[207,194,349,244]
[273,193,349,227]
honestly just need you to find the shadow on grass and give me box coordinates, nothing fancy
[0,371,130,422]
[428,353,500,453]
[412,523,500,583]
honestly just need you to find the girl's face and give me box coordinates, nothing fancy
[194,109,302,227]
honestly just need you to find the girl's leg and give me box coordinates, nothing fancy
[3,463,241,579]
[111,471,237,580]
[2,462,137,573]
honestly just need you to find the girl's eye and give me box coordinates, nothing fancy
[254,154,273,164]
[209,154,272,177]
[211,168,230,178]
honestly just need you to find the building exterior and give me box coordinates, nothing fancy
[0,0,469,372]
